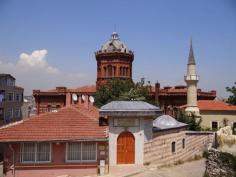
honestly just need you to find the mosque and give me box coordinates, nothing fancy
[33,32,216,115]
[0,32,235,177]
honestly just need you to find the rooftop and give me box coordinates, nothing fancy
[33,85,96,95]
[100,101,161,117]
[153,114,188,130]
[0,105,107,142]
[98,32,133,54]
[197,100,236,111]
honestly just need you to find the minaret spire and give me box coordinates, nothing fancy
[185,38,200,116]
[188,38,196,65]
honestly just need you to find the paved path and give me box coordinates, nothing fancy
[133,159,206,177]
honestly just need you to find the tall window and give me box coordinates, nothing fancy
[113,66,116,77]
[21,143,51,163]
[6,78,15,86]
[15,108,21,118]
[171,141,176,153]
[211,121,218,130]
[47,105,52,112]
[108,65,112,77]
[7,93,14,101]
[182,139,185,149]
[6,108,13,119]
[15,93,21,102]
[66,142,97,162]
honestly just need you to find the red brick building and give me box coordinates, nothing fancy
[0,105,108,177]
[33,85,96,115]
[32,32,216,116]
[151,83,216,116]
[95,32,134,88]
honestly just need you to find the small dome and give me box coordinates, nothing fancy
[153,115,187,130]
[101,32,131,53]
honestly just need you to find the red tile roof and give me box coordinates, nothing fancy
[69,85,96,93]
[197,100,236,111]
[151,85,216,97]
[0,106,107,142]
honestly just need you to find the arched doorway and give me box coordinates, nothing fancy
[117,131,135,164]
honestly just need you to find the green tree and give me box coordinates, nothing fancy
[226,82,236,105]
[177,111,202,131]
[94,79,133,107]
[94,78,152,107]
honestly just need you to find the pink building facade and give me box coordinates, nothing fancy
[3,141,108,177]
[0,106,108,177]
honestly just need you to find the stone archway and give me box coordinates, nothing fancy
[117,131,135,164]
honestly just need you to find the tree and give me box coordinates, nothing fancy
[94,79,134,107]
[177,112,202,131]
[94,78,152,107]
[226,82,236,105]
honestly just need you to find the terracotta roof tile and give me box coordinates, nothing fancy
[197,100,236,111]
[151,85,216,98]
[0,106,107,142]
[69,85,96,93]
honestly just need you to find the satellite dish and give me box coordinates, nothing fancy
[81,95,85,101]
[89,96,94,103]
[72,94,78,101]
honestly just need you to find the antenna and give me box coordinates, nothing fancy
[114,24,116,32]
[89,96,95,103]
[72,94,78,101]
[81,95,85,101]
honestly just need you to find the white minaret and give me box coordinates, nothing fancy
[185,39,200,115]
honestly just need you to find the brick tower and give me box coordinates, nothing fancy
[95,32,134,88]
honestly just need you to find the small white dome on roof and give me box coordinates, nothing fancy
[153,115,187,130]
[101,32,131,53]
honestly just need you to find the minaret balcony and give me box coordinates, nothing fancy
[184,75,199,81]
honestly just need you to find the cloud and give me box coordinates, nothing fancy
[0,49,92,95]
[17,49,59,74]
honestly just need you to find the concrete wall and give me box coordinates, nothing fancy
[3,141,108,177]
[200,110,236,129]
[109,117,152,166]
[144,130,213,166]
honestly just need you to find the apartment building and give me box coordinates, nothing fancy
[0,74,24,125]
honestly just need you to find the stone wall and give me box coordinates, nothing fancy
[206,148,236,177]
[144,130,214,166]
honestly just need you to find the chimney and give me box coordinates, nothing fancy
[66,92,71,106]
[155,81,160,104]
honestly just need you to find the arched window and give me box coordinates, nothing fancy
[120,67,123,76]
[126,68,128,76]
[171,141,176,153]
[113,66,116,77]
[108,65,112,77]
[104,67,107,77]
[182,139,185,149]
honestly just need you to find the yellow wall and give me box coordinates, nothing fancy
[200,110,236,129]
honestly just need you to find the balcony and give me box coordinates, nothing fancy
[184,75,199,81]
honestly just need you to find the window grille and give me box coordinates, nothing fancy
[67,142,96,162]
[212,121,218,129]
[21,143,50,163]
[37,143,50,162]
[82,142,96,161]
[67,142,82,161]
[21,143,35,162]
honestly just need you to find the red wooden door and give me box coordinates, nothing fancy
[117,131,135,164]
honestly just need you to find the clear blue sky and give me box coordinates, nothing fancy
[0,0,236,98]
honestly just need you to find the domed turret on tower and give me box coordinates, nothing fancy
[100,32,132,54]
[95,32,134,88]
